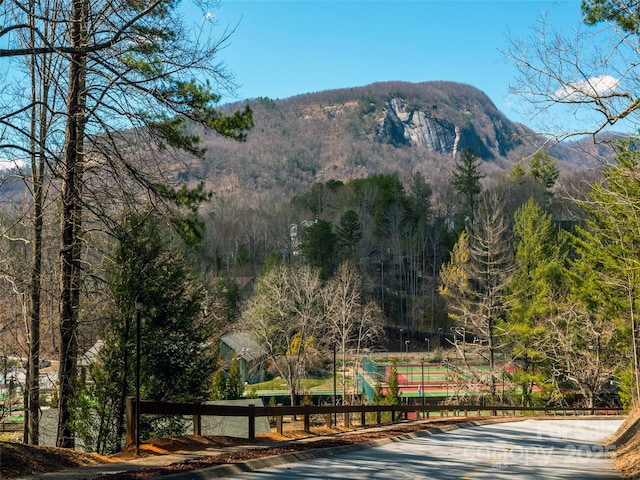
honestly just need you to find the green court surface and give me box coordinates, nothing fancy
[250,359,510,402]
[360,358,511,400]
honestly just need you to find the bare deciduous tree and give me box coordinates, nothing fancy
[323,262,383,404]
[242,264,324,408]
[440,192,514,398]
[546,302,623,408]
[506,1,640,139]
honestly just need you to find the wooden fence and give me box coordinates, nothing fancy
[124,397,624,446]
[0,421,22,433]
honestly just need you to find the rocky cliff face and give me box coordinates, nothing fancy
[374,94,521,160]
[376,98,460,155]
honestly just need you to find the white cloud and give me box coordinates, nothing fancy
[0,158,25,171]
[553,75,620,100]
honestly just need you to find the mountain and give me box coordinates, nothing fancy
[0,81,611,207]
[189,80,605,198]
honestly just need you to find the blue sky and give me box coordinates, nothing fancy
[210,1,584,130]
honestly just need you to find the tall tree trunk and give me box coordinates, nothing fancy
[27,68,42,447]
[29,80,48,445]
[26,0,51,442]
[57,0,87,448]
[24,0,36,445]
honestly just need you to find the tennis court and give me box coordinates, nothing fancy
[361,356,510,401]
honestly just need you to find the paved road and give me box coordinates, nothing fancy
[215,418,624,479]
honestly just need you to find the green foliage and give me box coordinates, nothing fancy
[336,209,362,261]
[227,356,245,400]
[385,358,400,406]
[152,182,212,212]
[349,174,409,234]
[451,149,484,224]
[582,0,640,33]
[153,79,254,143]
[616,366,635,411]
[246,387,259,399]
[529,150,560,191]
[289,152,319,174]
[258,97,278,109]
[406,172,432,224]
[236,244,252,267]
[565,140,640,406]
[367,378,384,421]
[439,231,470,322]
[510,163,526,180]
[211,369,227,401]
[293,180,345,216]
[148,116,206,157]
[301,219,337,279]
[506,198,567,370]
[93,212,219,447]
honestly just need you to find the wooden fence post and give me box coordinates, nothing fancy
[193,413,201,436]
[304,411,310,433]
[248,404,256,440]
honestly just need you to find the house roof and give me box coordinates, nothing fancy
[220,332,266,362]
[78,340,104,367]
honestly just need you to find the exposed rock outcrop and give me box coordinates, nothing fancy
[376,98,460,156]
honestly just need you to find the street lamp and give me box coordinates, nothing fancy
[333,342,337,426]
[421,359,425,409]
[404,340,410,387]
[135,296,142,456]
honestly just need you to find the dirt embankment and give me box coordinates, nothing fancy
[608,409,640,479]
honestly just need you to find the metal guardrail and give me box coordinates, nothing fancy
[124,397,624,445]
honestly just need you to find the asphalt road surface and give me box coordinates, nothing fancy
[217,418,624,479]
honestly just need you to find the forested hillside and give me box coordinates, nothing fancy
[186,81,606,198]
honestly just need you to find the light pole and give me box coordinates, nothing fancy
[399,328,405,375]
[421,359,425,409]
[333,342,337,426]
[135,296,142,456]
[404,340,410,387]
